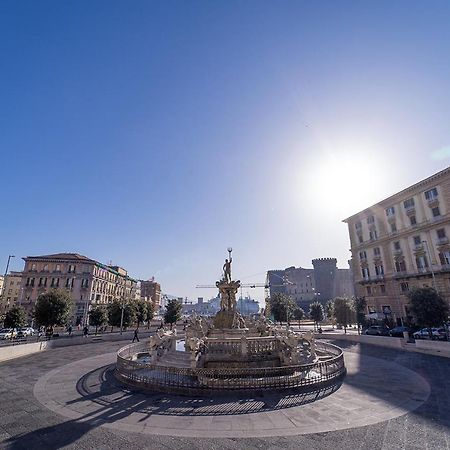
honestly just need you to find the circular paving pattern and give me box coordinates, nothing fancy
[33,350,430,438]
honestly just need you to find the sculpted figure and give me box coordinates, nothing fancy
[223,257,232,283]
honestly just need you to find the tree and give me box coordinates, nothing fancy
[34,289,73,329]
[134,300,148,329]
[309,301,325,330]
[325,300,335,329]
[164,299,182,325]
[408,287,449,333]
[269,293,297,324]
[333,297,354,334]
[88,306,107,335]
[4,306,28,328]
[146,301,155,329]
[353,296,367,335]
[107,300,136,330]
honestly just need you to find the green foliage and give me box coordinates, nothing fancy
[292,307,305,320]
[88,306,107,334]
[164,299,182,324]
[146,301,155,326]
[4,306,28,328]
[353,296,367,332]
[34,289,73,327]
[408,287,449,328]
[269,293,297,323]
[134,300,148,328]
[107,300,136,329]
[333,297,354,332]
[309,301,324,328]
[325,300,334,320]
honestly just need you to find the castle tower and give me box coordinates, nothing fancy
[312,258,337,303]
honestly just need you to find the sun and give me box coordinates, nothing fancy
[302,150,385,218]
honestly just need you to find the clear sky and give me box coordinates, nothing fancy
[2,1,450,303]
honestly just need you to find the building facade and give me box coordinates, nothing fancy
[343,167,450,324]
[140,279,161,308]
[1,272,23,313]
[19,253,137,325]
[267,258,353,312]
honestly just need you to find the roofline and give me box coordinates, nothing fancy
[342,166,450,223]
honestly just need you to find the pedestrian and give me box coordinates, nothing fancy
[68,325,72,337]
[132,328,139,343]
[83,326,88,338]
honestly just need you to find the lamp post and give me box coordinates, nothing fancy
[3,255,15,278]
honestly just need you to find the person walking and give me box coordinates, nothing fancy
[132,328,139,343]
[83,326,88,338]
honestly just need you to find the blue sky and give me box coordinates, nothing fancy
[2,1,450,302]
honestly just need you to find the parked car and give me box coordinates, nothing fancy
[17,327,34,338]
[0,328,18,340]
[413,327,447,340]
[389,326,411,337]
[364,325,390,336]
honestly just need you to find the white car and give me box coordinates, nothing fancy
[413,328,447,340]
[0,328,17,340]
[17,327,34,337]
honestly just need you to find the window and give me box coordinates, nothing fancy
[30,278,35,287]
[410,215,417,226]
[366,286,372,295]
[375,265,384,276]
[401,282,409,292]
[358,234,364,244]
[51,278,60,287]
[390,222,397,233]
[432,206,441,217]
[394,241,401,251]
[39,277,44,287]
[395,260,406,272]
[385,206,395,216]
[55,264,61,272]
[361,267,370,279]
[367,216,375,224]
[404,198,415,209]
[81,279,89,288]
[31,263,36,271]
[368,306,376,314]
[424,187,438,201]
[43,264,49,272]
[413,235,421,246]
[359,251,367,260]
[439,252,450,265]
[437,228,446,239]
[68,264,76,273]
[380,285,386,294]
[374,247,381,256]
[416,255,429,270]
[369,229,378,240]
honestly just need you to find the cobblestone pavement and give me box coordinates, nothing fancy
[0,338,449,449]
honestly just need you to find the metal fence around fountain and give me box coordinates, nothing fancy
[115,340,346,395]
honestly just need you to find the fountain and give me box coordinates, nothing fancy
[115,251,345,394]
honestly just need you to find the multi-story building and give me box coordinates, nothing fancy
[267,258,353,312]
[1,272,23,313]
[343,167,450,324]
[0,275,4,299]
[19,253,137,325]
[140,278,161,308]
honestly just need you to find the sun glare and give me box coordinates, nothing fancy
[302,151,386,218]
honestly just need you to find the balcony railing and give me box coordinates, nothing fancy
[436,237,449,246]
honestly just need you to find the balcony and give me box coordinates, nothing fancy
[413,244,424,252]
[436,237,449,246]
[393,249,403,257]
[405,206,416,216]
[427,196,439,207]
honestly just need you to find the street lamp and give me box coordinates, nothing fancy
[3,255,15,278]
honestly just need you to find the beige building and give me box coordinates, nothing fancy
[0,275,4,299]
[19,253,137,325]
[1,272,23,313]
[344,167,450,324]
[140,278,161,308]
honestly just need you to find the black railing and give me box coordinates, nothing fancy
[115,341,345,394]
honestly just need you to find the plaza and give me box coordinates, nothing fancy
[0,336,448,449]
